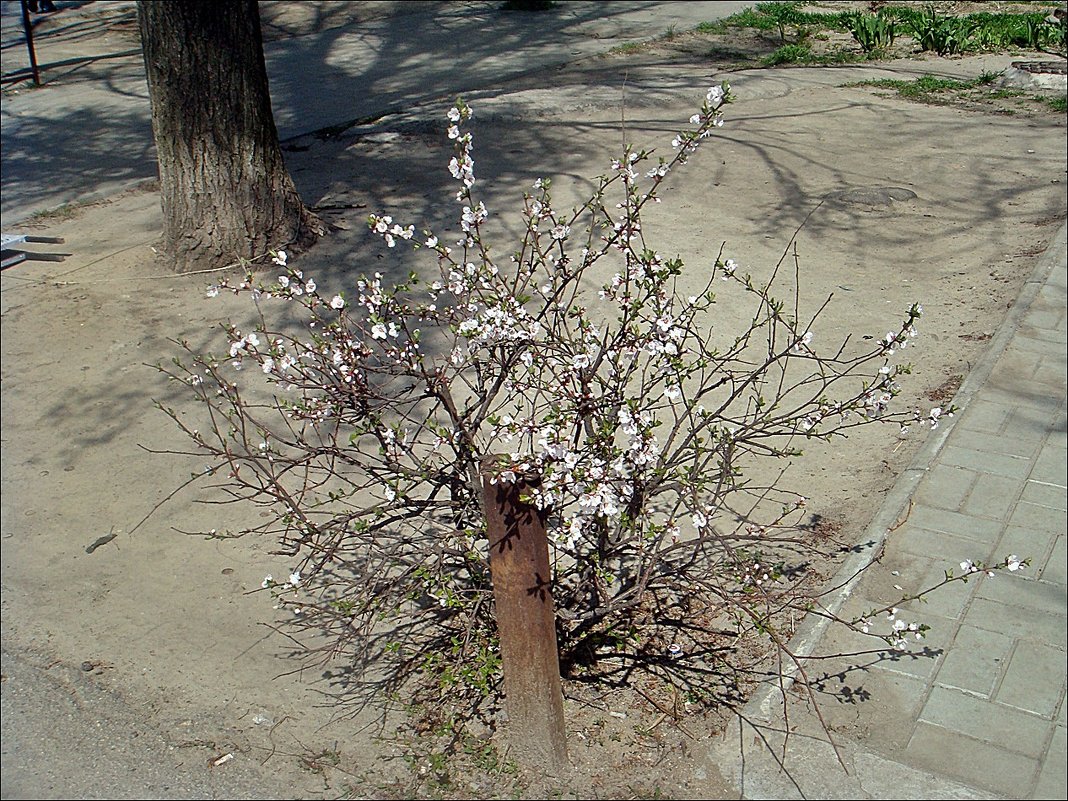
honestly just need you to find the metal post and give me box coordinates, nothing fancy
[19,0,41,87]
[481,457,568,773]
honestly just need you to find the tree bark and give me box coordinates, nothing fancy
[137,0,321,273]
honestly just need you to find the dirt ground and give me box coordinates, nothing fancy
[2,3,1066,799]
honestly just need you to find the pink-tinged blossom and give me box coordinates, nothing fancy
[792,331,814,353]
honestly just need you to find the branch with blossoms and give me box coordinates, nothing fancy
[156,84,973,722]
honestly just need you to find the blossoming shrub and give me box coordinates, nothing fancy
[159,84,1008,720]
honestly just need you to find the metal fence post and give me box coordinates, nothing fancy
[19,1,42,87]
[481,457,568,773]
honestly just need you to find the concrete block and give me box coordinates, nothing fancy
[1020,479,1068,511]
[935,624,1014,698]
[965,597,1067,643]
[996,526,1056,578]
[1009,501,1066,536]
[939,445,1033,479]
[975,572,1065,616]
[916,465,977,512]
[1033,443,1067,486]
[956,399,1011,435]
[1039,535,1066,585]
[962,473,1023,521]
[920,686,1048,757]
[996,641,1066,718]
[905,722,1040,797]
[908,505,1005,544]
[894,524,994,565]
[953,427,1038,460]
[1031,724,1067,801]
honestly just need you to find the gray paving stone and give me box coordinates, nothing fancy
[1035,359,1067,390]
[982,386,1065,418]
[894,524,995,564]
[816,593,949,683]
[953,426,1040,459]
[975,572,1065,615]
[989,351,1043,389]
[859,554,978,624]
[908,504,1006,543]
[940,445,1034,479]
[1013,326,1066,349]
[996,641,1066,719]
[1012,324,1063,346]
[794,668,929,755]
[965,597,1067,642]
[1032,724,1067,801]
[1039,535,1066,585]
[1017,302,1067,329]
[1033,443,1068,486]
[1007,405,1063,441]
[935,624,1015,698]
[872,640,948,683]
[898,562,974,622]
[1049,424,1068,451]
[996,526,1056,577]
[1021,479,1068,511]
[920,685,1050,757]
[1008,500,1065,536]
[905,722,1041,797]
[916,464,977,511]
[957,399,1013,435]
[963,473,1024,521]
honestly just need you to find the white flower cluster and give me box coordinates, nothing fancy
[370,214,415,248]
[456,302,542,353]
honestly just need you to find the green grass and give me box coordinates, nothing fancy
[852,72,999,101]
[25,203,80,224]
[1042,95,1068,113]
[846,71,1068,116]
[608,41,646,55]
[699,3,1067,56]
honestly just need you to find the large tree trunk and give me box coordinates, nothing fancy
[137,0,321,273]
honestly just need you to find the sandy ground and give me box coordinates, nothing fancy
[2,3,1066,798]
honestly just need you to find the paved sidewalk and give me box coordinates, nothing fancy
[710,222,1067,799]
